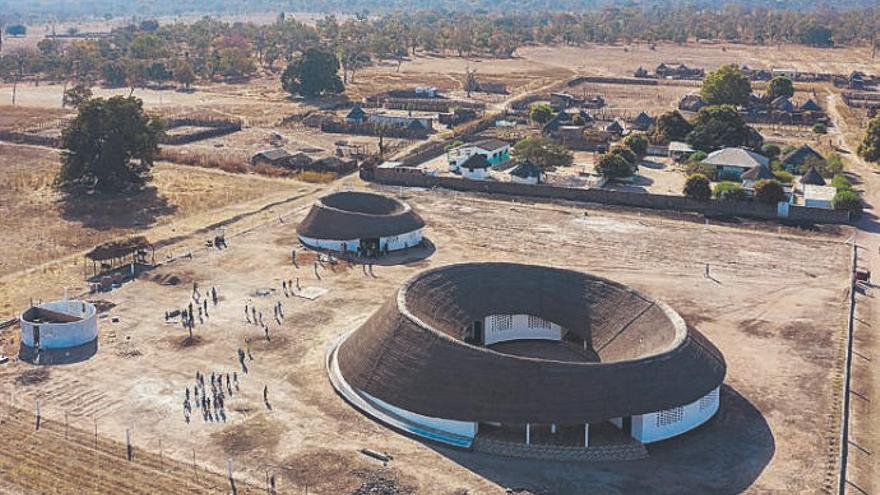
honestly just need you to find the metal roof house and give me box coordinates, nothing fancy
[447,139,511,170]
[702,147,770,180]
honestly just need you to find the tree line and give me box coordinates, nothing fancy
[2,7,879,91]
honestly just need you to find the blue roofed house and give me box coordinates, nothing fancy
[447,139,511,171]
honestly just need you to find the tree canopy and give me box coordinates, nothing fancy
[683,174,711,201]
[753,179,786,204]
[766,76,794,101]
[512,136,573,169]
[529,103,554,124]
[57,96,164,193]
[686,105,752,152]
[651,110,693,144]
[281,47,344,97]
[623,133,648,158]
[700,65,752,107]
[858,115,880,163]
[596,153,633,179]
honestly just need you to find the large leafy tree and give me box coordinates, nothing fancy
[595,153,632,179]
[765,76,794,101]
[512,136,573,169]
[683,173,711,201]
[281,48,344,98]
[754,179,786,204]
[651,111,693,144]
[686,105,752,152]
[858,115,880,163]
[57,96,164,193]
[700,65,752,107]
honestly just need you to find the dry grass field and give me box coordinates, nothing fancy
[0,143,322,316]
[0,180,851,494]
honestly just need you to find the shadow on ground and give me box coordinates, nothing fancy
[19,339,98,365]
[430,385,774,495]
[57,186,177,230]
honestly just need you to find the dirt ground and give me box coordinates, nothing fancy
[0,178,850,494]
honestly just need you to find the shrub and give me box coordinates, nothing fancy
[832,190,862,214]
[623,133,649,158]
[762,144,781,160]
[529,103,554,124]
[595,153,633,179]
[713,181,746,200]
[772,170,794,184]
[609,145,638,166]
[812,123,827,135]
[684,162,717,181]
[683,174,711,200]
[688,150,708,162]
[831,174,852,191]
[753,179,786,204]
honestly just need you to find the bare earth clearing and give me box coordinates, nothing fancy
[0,182,850,494]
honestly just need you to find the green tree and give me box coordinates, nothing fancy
[174,60,196,90]
[512,136,573,169]
[57,96,164,193]
[609,145,638,166]
[762,144,781,160]
[651,110,692,144]
[683,173,711,200]
[596,153,632,179]
[858,115,880,163]
[62,83,92,108]
[799,24,834,47]
[529,103,553,124]
[623,133,648,158]
[832,190,861,215]
[831,174,852,191]
[713,181,746,200]
[281,48,344,98]
[686,105,752,152]
[812,123,827,135]
[700,65,751,107]
[765,76,794,101]
[753,179,786,204]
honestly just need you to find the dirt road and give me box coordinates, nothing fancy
[825,91,878,495]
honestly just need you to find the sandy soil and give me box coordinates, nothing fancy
[0,179,850,494]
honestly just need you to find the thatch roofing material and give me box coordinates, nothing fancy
[297,191,424,241]
[86,236,151,261]
[337,263,726,424]
[801,166,827,186]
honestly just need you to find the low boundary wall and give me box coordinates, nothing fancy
[365,167,850,225]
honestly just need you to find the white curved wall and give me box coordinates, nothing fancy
[20,300,98,349]
[361,390,478,440]
[631,386,720,443]
[380,229,423,252]
[483,314,562,345]
[299,235,360,253]
[300,229,422,254]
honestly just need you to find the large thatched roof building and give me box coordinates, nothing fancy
[297,191,425,256]
[328,263,726,451]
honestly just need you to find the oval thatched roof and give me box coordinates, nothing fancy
[297,191,424,241]
[337,263,726,424]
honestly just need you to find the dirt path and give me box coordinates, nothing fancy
[825,91,879,495]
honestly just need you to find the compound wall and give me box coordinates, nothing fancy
[20,300,98,350]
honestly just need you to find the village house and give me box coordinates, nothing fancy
[459,153,492,180]
[550,92,581,109]
[250,149,293,167]
[702,147,770,180]
[799,166,827,189]
[447,139,511,170]
[771,96,795,113]
[802,184,836,209]
[668,141,695,162]
[345,105,368,124]
[604,120,625,136]
[739,163,776,192]
[679,94,706,112]
[508,160,544,185]
[630,111,655,131]
[781,144,826,173]
[368,112,434,131]
[655,63,705,80]
[415,86,439,98]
